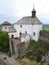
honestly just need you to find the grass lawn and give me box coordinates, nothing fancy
[16,58,37,65]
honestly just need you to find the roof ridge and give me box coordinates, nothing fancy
[14,16,42,25]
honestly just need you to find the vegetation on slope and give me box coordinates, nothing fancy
[26,40,49,62]
[43,24,49,30]
[40,30,49,33]
[0,30,9,52]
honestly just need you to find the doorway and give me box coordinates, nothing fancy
[11,35,14,38]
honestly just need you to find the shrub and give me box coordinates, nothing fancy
[0,30,9,52]
[26,39,49,62]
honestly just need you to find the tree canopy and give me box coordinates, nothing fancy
[0,30,9,52]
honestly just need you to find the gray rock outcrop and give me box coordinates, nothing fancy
[37,51,49,65]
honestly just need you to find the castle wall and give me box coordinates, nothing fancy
[39,31,49,43]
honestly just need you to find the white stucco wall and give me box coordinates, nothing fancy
[14,25,33,37]
[21,35,30,42]
[8,32,17,38]
[14,24,42,41]
[2,26,12,32]
[2,25,18,38]
[32,24,42,41]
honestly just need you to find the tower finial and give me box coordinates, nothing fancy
[33,4,35,11]
[33,3,34,8]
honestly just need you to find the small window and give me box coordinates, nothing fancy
[20,32,22,35]
[34,32,35,36]
[5,27,7,29]
[20,25,22,28]
[25,31,27,34]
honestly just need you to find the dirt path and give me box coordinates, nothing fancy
[17,58,37,65]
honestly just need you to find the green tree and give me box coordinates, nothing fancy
[0,30,9,52]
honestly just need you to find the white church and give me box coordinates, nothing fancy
[1,7,42,41]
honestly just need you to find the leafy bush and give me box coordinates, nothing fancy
[26,54,41,62]
[0,30,9,52]
[26,40,49,62]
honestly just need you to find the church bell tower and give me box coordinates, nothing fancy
[32,5,36,18]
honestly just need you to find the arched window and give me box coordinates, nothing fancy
[5,27,7,29]
[25,31,27,34]
[20,25,22,28]
[20,32,22,35]
[34,32,35,36]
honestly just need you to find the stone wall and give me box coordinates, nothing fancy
[17,42,25,58]
[39,31,49,43]
[9,38,25,58]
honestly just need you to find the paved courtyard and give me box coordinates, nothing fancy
[0,52,21,65]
